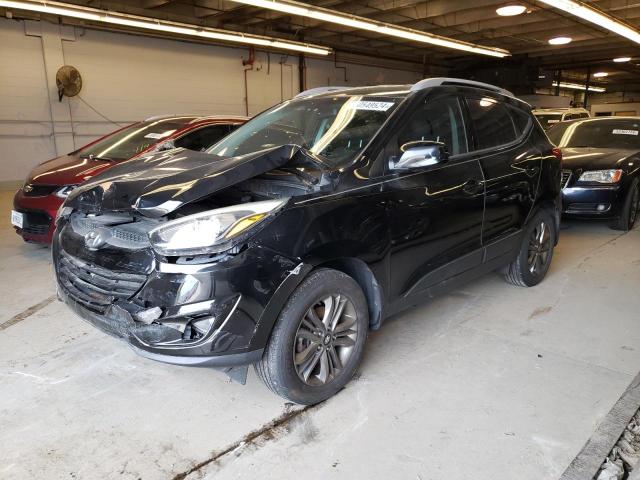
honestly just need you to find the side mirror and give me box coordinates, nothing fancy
[391,141,449,170]
[157,139,176,152]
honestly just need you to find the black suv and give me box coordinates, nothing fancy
[53,78,561,404]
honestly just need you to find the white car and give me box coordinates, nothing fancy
[533,107,590,130]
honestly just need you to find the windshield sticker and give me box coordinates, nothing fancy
[349,101,395,112]
[144,130,176,139]
[612,129,639,136]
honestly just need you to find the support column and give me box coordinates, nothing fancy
[584,67,591,109]
[25,20,76,155]
[298,53,306,93]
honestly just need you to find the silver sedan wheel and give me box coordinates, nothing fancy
[293,294,358,386]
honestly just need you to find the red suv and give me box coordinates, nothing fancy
[12,114,247,243]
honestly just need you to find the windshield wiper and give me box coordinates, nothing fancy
[291,145,332,168]
[275,167,319,186]
[85,154,116,162]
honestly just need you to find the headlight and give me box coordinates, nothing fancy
[148,199,288,256]
[578,169,623,184]
[54,185,77,198]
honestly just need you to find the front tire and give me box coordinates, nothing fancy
[504,210,556,287]
[611,179,640,231]
[255,268,369,405]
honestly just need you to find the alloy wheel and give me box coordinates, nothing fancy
[293,294,358,386]
[527,220,551,275]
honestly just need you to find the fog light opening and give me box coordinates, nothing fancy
[191,316,216,336]
[134,306,163,324]
[597,204,607,211]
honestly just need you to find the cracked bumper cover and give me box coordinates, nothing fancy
[58,285,264,368]
[53,225,308,371]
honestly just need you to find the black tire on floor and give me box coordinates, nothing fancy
[611,178,640,231]
[504,209,556,287]
[254,268,369,405]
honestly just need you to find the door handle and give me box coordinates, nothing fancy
[462,179,484,195]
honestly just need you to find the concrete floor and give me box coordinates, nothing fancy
[1,188,639,480]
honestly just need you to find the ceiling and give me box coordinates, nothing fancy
[9,0,640,91]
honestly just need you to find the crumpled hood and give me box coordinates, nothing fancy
[66,145,306,218]
[26,154,115,186]
[561,147,639,171]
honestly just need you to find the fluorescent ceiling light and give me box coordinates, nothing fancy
[0,0,100,19]
[593,72,608,78]
[228,0,510,57]
[496,5,527,16]
[613,57,631,62]
[0,0,331,55]
[538,0,640,45]
[552,81,605,92]
[548,36,572,45]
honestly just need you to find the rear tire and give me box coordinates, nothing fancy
[255,268,369,405]
[504,210,556,287]
[611,179,639,231]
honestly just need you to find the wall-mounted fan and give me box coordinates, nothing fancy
[56,65,82,102]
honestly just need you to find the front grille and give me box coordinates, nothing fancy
[23,184,58,197]
[561,170,572,188]
[19,210,52,236]
[23,224,49,235]
[57,250,147,313]
[69,213,152,249]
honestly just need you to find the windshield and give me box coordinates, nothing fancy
[534,113,563,130]
[546,121,572,145]
[208,94,404,167]
[75,117,195,160]
[548,119,640,149]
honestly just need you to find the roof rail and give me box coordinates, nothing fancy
[294,86,349,99]
[410,77,514,98]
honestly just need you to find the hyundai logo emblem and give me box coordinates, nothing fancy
[84,228,109,249]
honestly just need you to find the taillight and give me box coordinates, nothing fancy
[552,147,562,161]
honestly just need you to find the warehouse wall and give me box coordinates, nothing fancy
[0,17,421,184]
[0,19,58,185]
[590,102,640,116]
[589,91,640,104]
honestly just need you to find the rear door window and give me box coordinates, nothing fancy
[466,97,517,150]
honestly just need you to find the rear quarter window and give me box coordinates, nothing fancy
[509,106,532,136]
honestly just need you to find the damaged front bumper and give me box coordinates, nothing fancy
[53,220,301,383]
[58,284,263,381]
